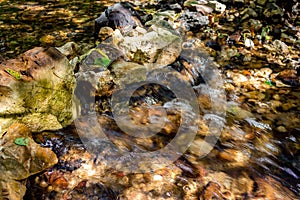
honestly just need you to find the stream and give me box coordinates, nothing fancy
[1,0,299,199]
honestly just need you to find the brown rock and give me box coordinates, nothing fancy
[0,123,58,199]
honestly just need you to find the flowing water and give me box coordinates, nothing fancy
[1,0,299,199]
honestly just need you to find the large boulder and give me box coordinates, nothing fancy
[112,22,182,66]
[0,47,76,135]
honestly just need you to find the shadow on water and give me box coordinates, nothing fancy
[0,0,105,59]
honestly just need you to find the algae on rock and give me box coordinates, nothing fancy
[0,47,76,134]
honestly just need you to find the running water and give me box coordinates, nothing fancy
[0,0,299,199]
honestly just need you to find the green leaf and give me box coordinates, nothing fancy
[93,49,111,67]
[4,68,21,80]
[265,80,274,86]
[14,137,29,146]
[94,56,111,66]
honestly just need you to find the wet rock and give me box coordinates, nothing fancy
[256,0,267,6]
[40,34,55,45]
[56,42,79,59]
[219,47,239,62]
[157,1,183,13]
[280,32,297,44]
[254,176,299,199]
[188,138,214,158]
[0,123,58,199]
[200,181,225,199]
[94,2,142,39]
[206,40,222,51]
[182,177,201,199]
[272,39,289,52]
[202,171,255,199]
[76,70,114,98]
[120,170,184,199]
[179,10,209,32]
[244,38,254,48]
[218,148,251,167]
[0,47,76,134]
[98,26,114,42]
[231,173,254,197]
[201,172,232,197]
[276,69,299,87]
[263,3,284,19]
[276,125,287,133]
[78,43,124,72]
[269,100,282,112]
[244,91,266,100]
[248,7,258,17]
[254,67,272,78]
[221,125,254,142]
[183,0,214,14]
[246,19,263,31]
[207,1,226,13]
[226,103,254,121]
[275,112,300,131]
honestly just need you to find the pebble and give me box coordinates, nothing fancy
[256,0,267,6]
[40,181,48,188]
[273,94,280,100]
[207,1,226,13]
[153,174,163,181]
[254,68,272,78]
[276,126,287,133]
[98,27,114,41]
[244,38,254,48]
[200,181,224,199]
[281,102,296,111]
[244,91,265,100]
[247,8,258,17]
[273,39,289,52]
[269,100,282,111]
[218,149,250,166]
[263,3,284,18]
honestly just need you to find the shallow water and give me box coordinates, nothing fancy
[1,0,300,199]
[0,0,105,59]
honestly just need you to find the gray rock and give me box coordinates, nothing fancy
[56,41,79,58]
[94,2,142,39]
[179,10,210,31]
[112,21,182,66]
